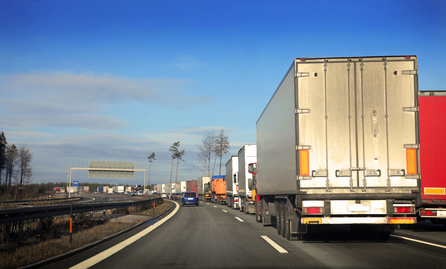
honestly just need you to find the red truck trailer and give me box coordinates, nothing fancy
[419,91,446,225]
[186,180,198,193]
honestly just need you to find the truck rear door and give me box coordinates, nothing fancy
[297,56,419,191]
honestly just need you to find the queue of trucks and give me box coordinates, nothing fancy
[154,180,198,197]
[155,56,444,240]
[208,56,446,240]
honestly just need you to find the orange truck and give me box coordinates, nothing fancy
[211,175,226,204]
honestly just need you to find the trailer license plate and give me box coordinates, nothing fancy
[437,210,446,217]
[348,204,370,212]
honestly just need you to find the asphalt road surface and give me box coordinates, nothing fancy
[38,201,446,269]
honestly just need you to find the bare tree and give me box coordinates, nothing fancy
[214,129,230,175]
[197,131,215,176]
[169,141,180,184]
[0,131,7,187]
[147,152,156,187]
[5,144,18,187]
[18,145,32,188]
[174,149,185,183]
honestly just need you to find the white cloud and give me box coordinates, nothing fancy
[2,130,53,140]
[19,126,238,184]
[0,72,195,105]
[0,72,211,130]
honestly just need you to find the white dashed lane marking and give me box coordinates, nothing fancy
[261,236,288,254]
[235,217,244,222]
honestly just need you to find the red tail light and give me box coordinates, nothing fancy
[303,207,324,214]
[393,205,415,214]
[420,210,437,216]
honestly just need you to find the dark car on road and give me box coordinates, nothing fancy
[182,192,199,206]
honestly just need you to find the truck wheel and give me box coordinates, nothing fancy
[277,202,283,235]
[281,202,287,237]
[284,204,290,239]
[244,199,249,214]
[255,201,262,223]
[240,198,244,212]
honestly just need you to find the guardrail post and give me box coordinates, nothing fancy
[70,203,73,243]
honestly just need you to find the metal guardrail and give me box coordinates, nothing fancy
[0,197,81,205]
[0,197,162,224]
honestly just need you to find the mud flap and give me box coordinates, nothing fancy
[247,204,256,214]
[263,215,272,225]
[290,219,299,234]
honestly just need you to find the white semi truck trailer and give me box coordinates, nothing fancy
[238,144,257,214]
[255,56,421,240]
[225,155,239,209]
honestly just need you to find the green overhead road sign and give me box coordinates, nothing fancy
[88,161,135,179]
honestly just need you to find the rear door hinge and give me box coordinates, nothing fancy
[295,108,311,114]
[402,70,417,75]
[403,107,418,112]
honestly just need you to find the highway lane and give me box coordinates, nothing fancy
[40,201,446,269]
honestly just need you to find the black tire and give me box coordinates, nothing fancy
[281,202,287,237]
[255,200,262,223]
[277,201,283,235]
[284,202,291,239]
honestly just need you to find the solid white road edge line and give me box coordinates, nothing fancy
[235,217,244,222]
[390,234,446,249]
[261,236,288,254]
[70,201,180,269]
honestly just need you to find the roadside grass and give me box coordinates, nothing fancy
[0,199,172,269]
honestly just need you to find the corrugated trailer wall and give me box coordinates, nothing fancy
[257,56,420,195]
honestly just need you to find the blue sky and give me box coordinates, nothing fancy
[1,0,445,186]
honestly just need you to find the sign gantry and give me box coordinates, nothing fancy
[67,161,147,196]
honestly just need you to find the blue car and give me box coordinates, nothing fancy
[182,192,199,206]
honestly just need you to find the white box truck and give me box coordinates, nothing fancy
[255,56,421,240]
[198,176,211,201]
[225,155,239,209]
[238,145,257,214]
[180,180,187,193]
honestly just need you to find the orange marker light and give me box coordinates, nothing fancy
[300,150,310,176]
[406,148,417,175]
